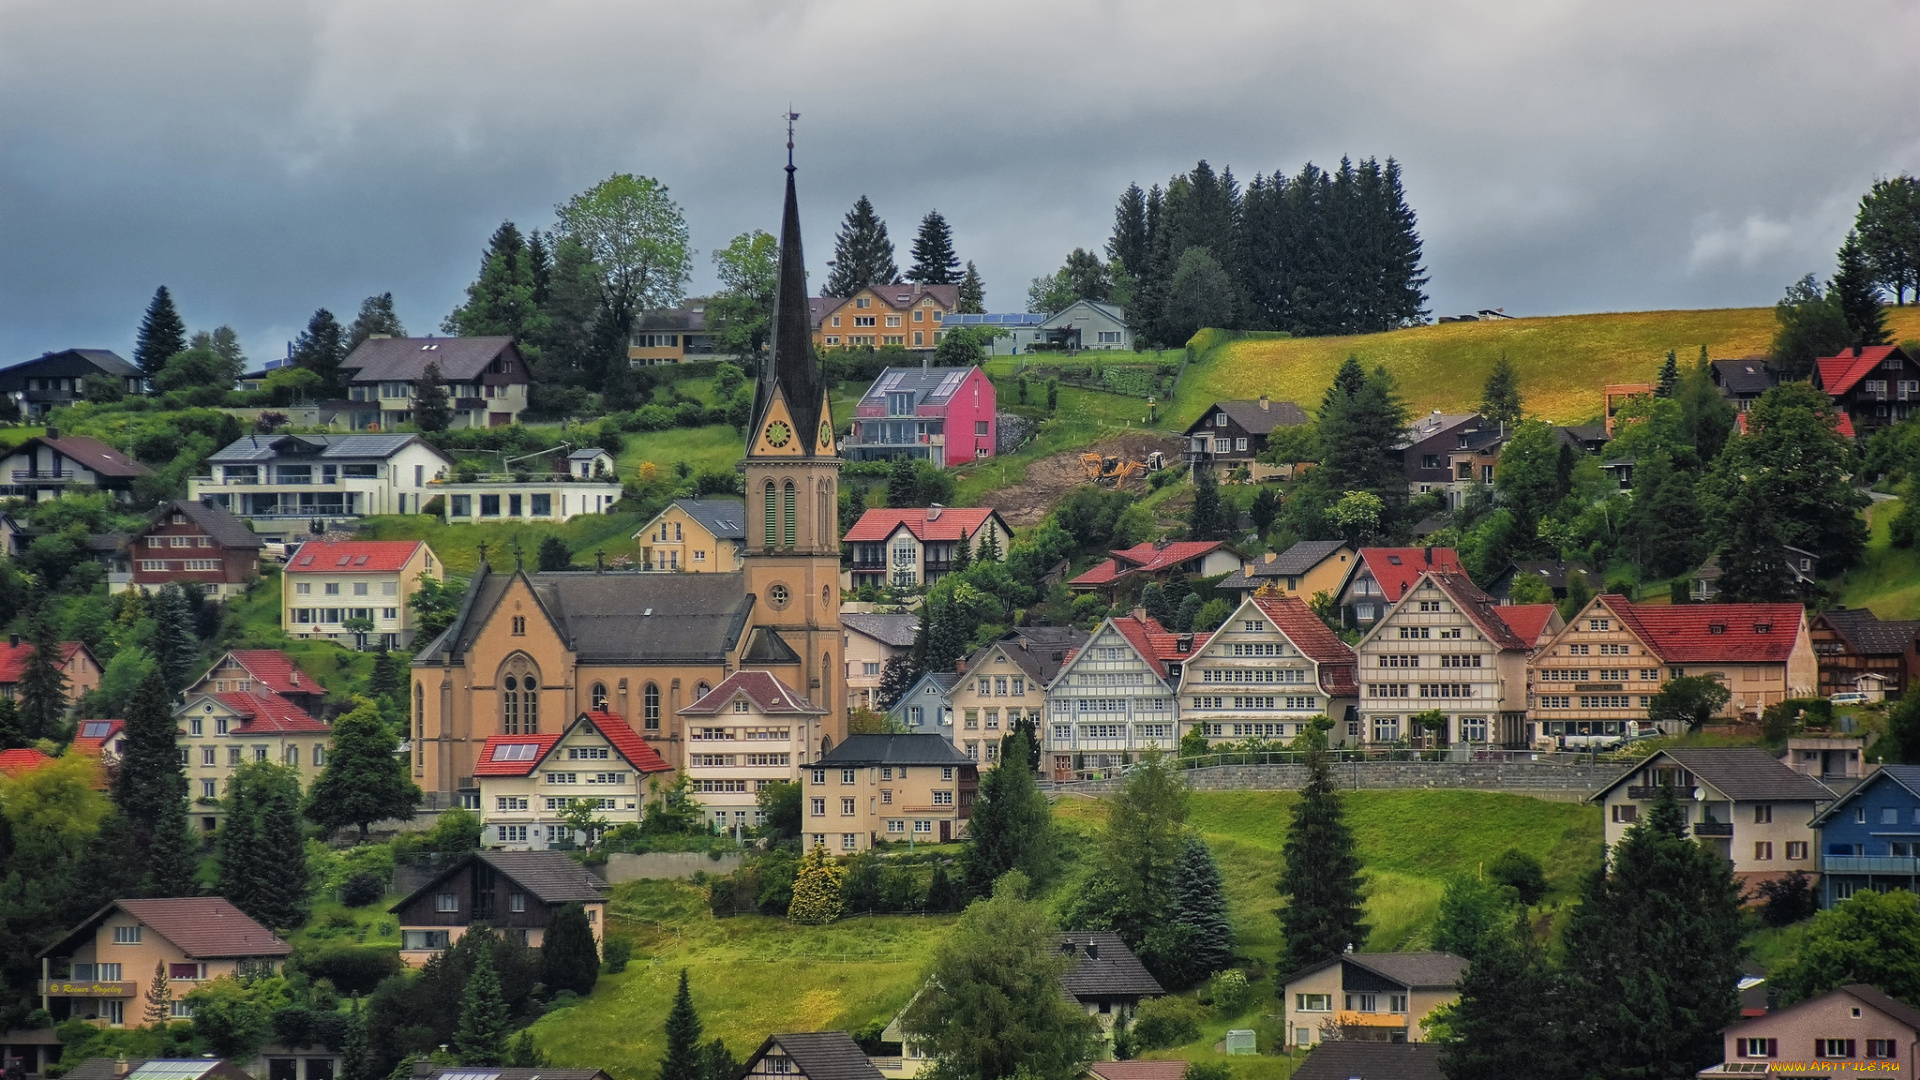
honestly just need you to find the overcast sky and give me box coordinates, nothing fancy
[4,0,1918,364]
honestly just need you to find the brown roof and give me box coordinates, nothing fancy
[9,435,153,479]
[411,1064,609,1080]
[40,898,292,960]
[1424,571,1529,651]
[677,669,829,716]
[746,1032,886,1080]
[147,499,265,549]
[1292,1042,1443,1080]
[340,336,521,383]
[387,851,608,915]
[1184,398,1312,435]
[1817,608,1920,656]
[1088,1063,1188,1080]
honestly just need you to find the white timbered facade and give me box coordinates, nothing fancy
[1353,571,1531,747]
[1178,594,1359,747]
[1045,615,1201,778]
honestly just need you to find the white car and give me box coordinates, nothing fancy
[1829,692,1872,706]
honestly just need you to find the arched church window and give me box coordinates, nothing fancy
[500,655,540,734]
[644,683,661,731]
[783,481,797,546]
[591,682,608,711]
[764,481,777,547]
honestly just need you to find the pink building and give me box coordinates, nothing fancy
[846,365,996,467]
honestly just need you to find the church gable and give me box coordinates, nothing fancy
[814,388,836,455]
[466,573,571,674]
[750,391,807,458]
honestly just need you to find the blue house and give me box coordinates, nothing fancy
[1810,764,1920,905]
[886,671,958,736]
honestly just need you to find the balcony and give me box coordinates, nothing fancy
[12,470,75,481]
[1823,855,1920,874]
[1692,821,1734,837]
[1627,785,1697,800]
[850,559,887,572]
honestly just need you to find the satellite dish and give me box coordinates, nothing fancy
[1693,788,1706,801]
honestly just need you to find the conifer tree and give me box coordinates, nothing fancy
[1655,350,1680,398]
[1189,463,1226,541]
[116,667,198,895]
[1855,174,1920,306]
[876,654,919,713]
[950,530,972,575]
[454,937,510,1066]
[788,844,845,924]
[306,698,421,841]
[956,262,985,314]
[412,360,453,434]
[152,583,199,695]
[0,696,24,751]
[958,728,1054,898]
[216,763,262,915]
[1711,484,1794,603]
[924,864,959,913]
[1558,786,1744,1078]
[908,211,961,285]
[254,764,310,928]
[1317,358,1409,504]
[1276,748,1367,974]
[341,996,370,1080]
[292,308,350,396]
[1141,583,1172,627]
[1833,230,1891,346]
[369,649,400,698]
[1439,910,1564,1080]
[541,903,600,997]
[1144,836,1234,989]
[1479,355,1523,427]
[825,196,898,296]
[658,969,703,1080]
[975,522,1002,563]
[144,961,172,1025]
[347,293,406,351]
[886,457,918,509]
[1174,593,1202,634]
[18,609,69,740]
[1108,184,1151,275]
[135,286,189,375]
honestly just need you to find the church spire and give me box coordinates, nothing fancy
[753,113,825,448]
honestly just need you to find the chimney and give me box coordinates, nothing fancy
[1258,395,1270,411]
[1424,546,1434,566]
[115,1059,130,1077]
[927,504,943,521]
[1853,344,1863,357]
[45,425,59,440]
[1084,942,1098,960]
[7,635,17,648]
[1131,606,1149,623]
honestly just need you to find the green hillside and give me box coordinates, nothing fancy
[1174,306,1920,426]
[1840,498,1920,618]
[531,790,1600,1079]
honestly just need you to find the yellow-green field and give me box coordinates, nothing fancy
[1175,307,1920,427]
[1840,498,1920,619]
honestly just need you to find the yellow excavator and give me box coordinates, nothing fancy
[1080,453,1149,488]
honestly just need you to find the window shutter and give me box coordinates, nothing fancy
[1766,1040,1777,1059]
[1847,1041,1856,1059]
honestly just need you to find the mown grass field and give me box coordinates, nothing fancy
[1839,498,1920,619]
[355,511,650,575]
[1174,307,1920,427]
[533,790,1602,1078]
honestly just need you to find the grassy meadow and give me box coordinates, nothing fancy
[1839,498,1920,619]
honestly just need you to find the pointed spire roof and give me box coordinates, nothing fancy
[753,145,827,449]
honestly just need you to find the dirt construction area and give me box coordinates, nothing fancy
[980,432,1183,528]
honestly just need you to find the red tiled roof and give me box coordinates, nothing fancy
[0,748,53,776]
[1251,595,1358,697]
[1735,407,1854,438]
[580,711,673,774]
[842,507,1002,544]
[678,669,829,715]
[213,692,330,734]
[0,641,87,684]
[1424,571,1529,652]
[1355,548,1464,603]
[286,540,425,573]
[72,718,125,755]
[1605,598,1806,663]
[1071,541,1228,587]
[1814,346,1903,396]
[214,650,320,695]
[1089,1063,1189,1080]
[474,733,563,776]
[1498,604,1559,646]
[1108,614,1209,680]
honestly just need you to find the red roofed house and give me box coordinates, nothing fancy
[186,650,326,717]
[475,710,673,849]
[1335,547,1465,630]
[1497,604,1567,650]
[1355,570,1534,748]
[1068,540,1244,600]
[71,719,126,761]
[172,691,331,835]
[0,638,102,708]
[1046,614,1206,778]
[0,428,153,503]
[676,670,831,832]
[0,748,53,777]
[1813,344,1916,435]
[37,897,292,1029]
[1178,594,1359,751]
[1529,596,1816,746]
[843,506,1013,592]
[281,540,442,648]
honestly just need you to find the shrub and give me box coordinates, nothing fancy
[1487,848,1549,907]
[297,944,403,995]
[1205,968,1253,1015]
[1754,870,1820,927]
[601,937,633,974]
[340,872,385,908]
[1131,996,1203,1050]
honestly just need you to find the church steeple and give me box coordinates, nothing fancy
[751,114,827,452]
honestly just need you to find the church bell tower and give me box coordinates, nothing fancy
[742,121,845,734]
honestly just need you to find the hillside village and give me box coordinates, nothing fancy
[3,142,1920,1080]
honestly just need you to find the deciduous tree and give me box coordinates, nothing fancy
[788,844,845,924]
[1772,888,1920,1004]
[1770,275,1851,381]
[1095,749,1189,947]
[305,699,421,841]
[709,230,778,361]
[1856,174,1920,305]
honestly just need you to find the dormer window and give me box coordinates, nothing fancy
[1709,623,1726,634]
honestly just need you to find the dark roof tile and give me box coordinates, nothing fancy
[1057,931,1164,997]
[816,733,973,767]
[1291,1042,1443,1080]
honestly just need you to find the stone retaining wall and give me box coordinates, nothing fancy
[1056,761,1613,800]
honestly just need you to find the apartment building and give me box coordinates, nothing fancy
[1045,614,1204,780]
[804,733,977,850]
[676,670,831,833]
[474,710,673,849]
[36,899,291,1027]
[173,691,330,833]
[1590,748,1830,889]
[191,434,453,540]
[186,650,326,717]
[632,498,747,572]
[282,540,442,648]
[814,284,960,352]
[1180,595,1358,749]
[948,626,1085,765]
[338,336,531,430]
[1353,570,1531,748]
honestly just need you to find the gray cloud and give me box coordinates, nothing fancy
[3,0,1917,361]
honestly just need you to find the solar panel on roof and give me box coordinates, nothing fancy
[130,1062,219,1080]
[81,721,112,737]
[436,1071,503,1080]
[493,743,539,761]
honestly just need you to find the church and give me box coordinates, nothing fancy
[409,152,846,803]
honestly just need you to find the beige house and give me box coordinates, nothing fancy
[813,284,960,352]
[805,733,977,851]
[1590,747,1831,890]
[1529,596,1817,745]
[632,498,748,572]
[1216,540,1356,604]
[679,670,832,833]
[1696,984,1920,1078]
[37,898,292,1027]
[1353,570,1531,748]
[174,691,330,834]
[474,710,674,849]
[1179,594,1358,749]
[283,540,442,649]
[948,627,1084,765]
[1280,952,1467,1049]
[842,613,919,716]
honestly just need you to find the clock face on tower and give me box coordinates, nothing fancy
[764,421,792,448]
[819,421,833,449]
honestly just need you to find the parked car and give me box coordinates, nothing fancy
[261,541,289,563]
[1829,692,1872,706]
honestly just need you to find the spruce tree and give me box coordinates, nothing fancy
[925,864,958,913]
[975,522,1002,563]
[18,609,69,740]
[1833,230,1891,346]
[1479,356,1522,427]
[341,996,370,1080]
[1317,357,1409,503]
[369,649,400,698]
[347,293,406,351]
[292,309,350,396]
[116,667,198,895]
[1712,482,1795,603]
[957,262,985,314]
[886,457,918,509]
[541,903,600,997]
[1161,837,1233,985]
[908,211,961,285]
[412,360,453,434]
[445,222,541,339]
[152,584,199,695]
[950,530,972,575]
[958,728,1054,898]
[1655,350,1680,398]
[305,698,421,841]
[1439,911,1565,1080]
[454,937,510,1066]
[1141,584,1172,627]
[876,654,920,713]
[1276,748,1367,974]
[1108,184,1151,275]
[1189,463,1225,541]
[0,696,24,751]
[144,960,172,1026]
[658,969,703,1080]
[1558,786,1744,1079]
[825,196,898,296]
[216,763,263,918]
[254,764,311,929]
[135,286,188,375]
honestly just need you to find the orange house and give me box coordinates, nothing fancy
[814,284,960,351]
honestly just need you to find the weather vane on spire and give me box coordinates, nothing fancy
[785,107,799,172]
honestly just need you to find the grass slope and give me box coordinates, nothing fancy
[537,790,1600,1078]
[355,511,649,574]
[1177,307,1920,426]
[1839,498,1920,618]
